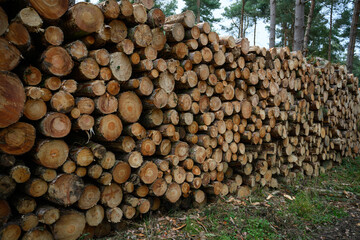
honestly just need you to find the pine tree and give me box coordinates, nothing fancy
[182,0,221,25]
[154,0,178,16]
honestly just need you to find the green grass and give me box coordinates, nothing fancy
[109,157,360,240]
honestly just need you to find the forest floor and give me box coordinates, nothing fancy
[102,157,360,240]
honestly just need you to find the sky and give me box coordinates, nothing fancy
[76,0,270,47]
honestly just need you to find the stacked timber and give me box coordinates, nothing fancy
[0,0,359,239]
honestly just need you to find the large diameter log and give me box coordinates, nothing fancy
[33,139,69,169]
[110,52,132,81]
[41,47,74,77]
[0,122,35,155]
[0,71,26,128]
[51,210,86,240]
[30,0,68,20]
[118,91,143,123]
[47,174,84,206]
[64,2,104,36]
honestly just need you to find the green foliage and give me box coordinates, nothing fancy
[222,0,268,38]
[154,0,178,16]
[288,191,348,224]
[182,0,221,25]
[243,217,280,240]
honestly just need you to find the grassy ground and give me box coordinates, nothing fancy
[105,157,360,240]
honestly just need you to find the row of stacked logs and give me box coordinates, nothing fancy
[0,0,359,239]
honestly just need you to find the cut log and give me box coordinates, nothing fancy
[41,47,74,77]
[30,0,68,20]
[47,174,84,206]
[33,139,69,169]
[51,210,86,240]
[0,122,35,155]
[118,91,143,123]
[110,52,132,81]
[64,2,104,36]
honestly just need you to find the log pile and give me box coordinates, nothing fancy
[0,0,359,239]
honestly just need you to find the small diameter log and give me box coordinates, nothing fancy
[147,8,165,28]
[51,210,86,240]
[110,52,132,81]
[65,40,88,61]
[13,195,36,214]
[101,183,123,208]
[128,24,152,47]
[85,205,104,227]
[165,182,181,203]
[0,223,21,240]
[163,23,185,42]
[89,49,110,66]
[47,174,84,206]
[95,114,123,141]
[99,0,120,19]
[74,58,100,80]
[50,90,75,113]
[33,139,69,169]
[43,26,64,46]
[0,71,26,128]
[41,46,74,77]
[165,10,196,28]
[151,28,166,51]
[22,227,53,240]
[0,122,36,155]
[78,184,101,210]
[64,2,104,36]
[109,20,127,44]
[70,147,94,167]
[39,112,71,138]
[24,178,48,198]
[29,0,68,20]
[95,94,118,114]
[36,206,60,225]
[118,91,143,123]
[112,161,131,184]
[34,166,57,182]
[106,207,123,223]
[138,161,158,184]
[97,151,115,170]
[0,175,16,199]
[0,38,20,71]
[5,22,31,52]
[10,165,31,183]
[0,7,8,36]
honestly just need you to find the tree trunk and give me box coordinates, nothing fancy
[328,0,333,62]
[196,0,200,23]
[346,0,360,72]
[253,18,257,45]
[269,0,276,48]
[293,0,305,51]
[240,0,246,38]
[303,0,316,56]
